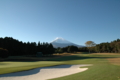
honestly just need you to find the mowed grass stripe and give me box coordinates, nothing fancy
[0,61,62,68]
[0,61,63,74]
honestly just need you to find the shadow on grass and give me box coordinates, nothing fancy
[82,52,89,54]
[0,56,59,62]
[82,52,96,54]
[1,53,120,62]
[47,55,119,61]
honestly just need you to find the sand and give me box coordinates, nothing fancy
[0,64,92,80]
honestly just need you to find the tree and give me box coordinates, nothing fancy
[67,46,78,53]
[0,48,9,58]
[85,41,96,53]
[58,48,63,53]
[47,43,54,55]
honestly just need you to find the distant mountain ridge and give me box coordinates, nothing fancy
[50,37,85,48]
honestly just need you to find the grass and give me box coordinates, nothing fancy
[49,53,120,80]
[0,53,120,80]
[51,64,120,80]
[0,61,63,74]
[107,58,120,65]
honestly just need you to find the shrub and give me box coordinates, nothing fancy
[0,48,9,58]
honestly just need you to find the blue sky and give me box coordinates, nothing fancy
[0,0,120,45]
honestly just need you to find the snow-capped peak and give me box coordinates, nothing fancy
[51,37,71,43]
[54,37,65,40]
[50,37,85,48]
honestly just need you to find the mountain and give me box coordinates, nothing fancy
[50,37,85,48]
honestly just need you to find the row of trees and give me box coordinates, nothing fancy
[1,37,120,58]
[83,39,120,53]
[95,39,120,53]
[55,45,79,53]
[55,39,120,54]
[0,37,54,57]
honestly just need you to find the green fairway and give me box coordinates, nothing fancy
[49,53,120,80]
[0,61,63,74]
[0,53,120,80]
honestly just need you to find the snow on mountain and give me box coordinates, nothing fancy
[51,37,85,48]
[51,37,71,43]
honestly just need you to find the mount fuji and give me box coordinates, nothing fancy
[50,37,85,48]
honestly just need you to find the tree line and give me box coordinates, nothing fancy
[1,37,120,58]
[82,39,120,53]
[55,45,79,53]
[0,37,54,58]
[94,39,120,53]
[55,39,120,54]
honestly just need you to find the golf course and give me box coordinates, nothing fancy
[1,0,120,79]
[0,52,120,80]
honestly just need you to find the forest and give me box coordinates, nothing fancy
[54,39,120,53]
[0,37,120,58]
[0,37,54,58]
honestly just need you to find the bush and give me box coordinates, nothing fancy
[0,48,9,58]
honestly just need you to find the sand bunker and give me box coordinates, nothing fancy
[0,64,92,80]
